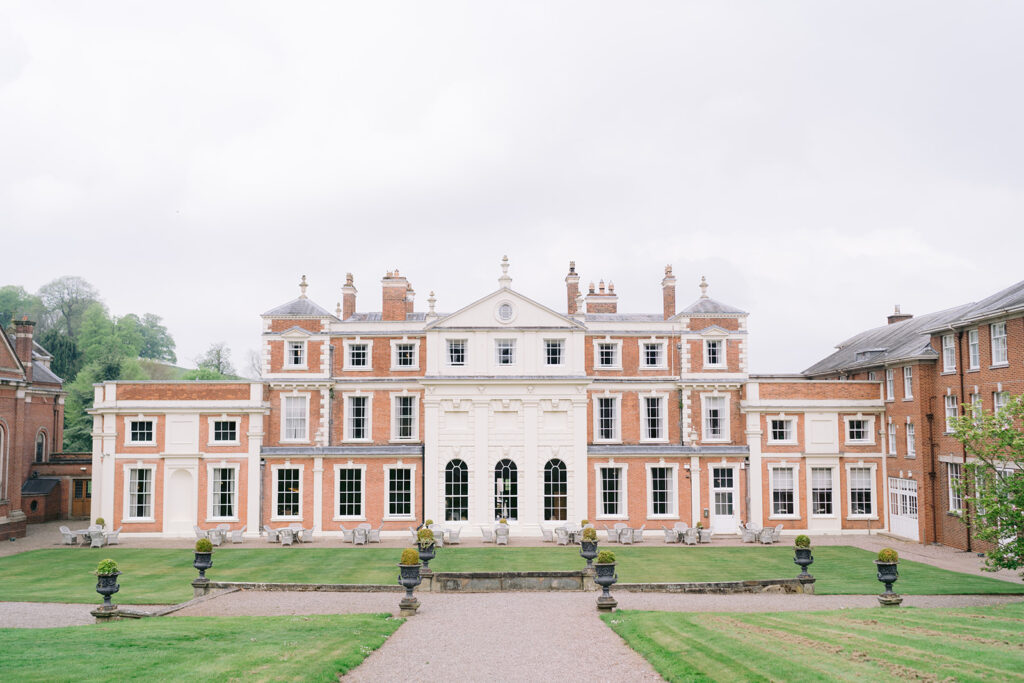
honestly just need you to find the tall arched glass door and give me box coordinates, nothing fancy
[493,459,518,520]
[445,459,469,521]
[543,459,567,521]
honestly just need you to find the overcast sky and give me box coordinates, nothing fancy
[2,2,1022,375]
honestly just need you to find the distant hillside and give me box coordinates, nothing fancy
[137,359,190,379]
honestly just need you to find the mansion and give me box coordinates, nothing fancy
[88,260,1022,547]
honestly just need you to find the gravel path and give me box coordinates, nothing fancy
[0,602,171,628]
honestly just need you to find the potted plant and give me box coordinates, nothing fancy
[94,558,120,609]
[424,519,434,527]
[875,548,901,605]
[398,547,423,615]
[498,518,508,525]
[793,534,813,578]
[581,519,589,526]
[593,549,618,612]
[194,538,214,581]
[416,528,436,573]
[95,517,106,529]
[580,526,599,569]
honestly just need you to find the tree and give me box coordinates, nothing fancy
[246,348,263,379]
[951,394,1024,576]
[139,313,176,362]
[0,285,44,329]
[195,343,236,376]
[38,276,100,337]
[37,329,82,382]
[63,357,147,452]
[77,303,116,366]
[182,367,231,380]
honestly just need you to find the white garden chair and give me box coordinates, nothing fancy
[661,525,679,543]
[495,525,510,546]
[59,526,76,545]
[759,528,775,544]
[619,528,634,545]
[682,528,698,545]
[353,528,367,545]
[230,525,246,543]
[555,527,570,546]
[279,529,295,546]
[633,525,646,543]
[105,527,122,545]
[409,526,419,543]
[368,524,383,543]
[448,527,462,544]
[339,524,355,543]
[602,525,619,543]
[480,526,495,543]
[539,525,554,543]
[193,525,208,540]
[772,524,784,543]
[90,532,106,548]
[263,525,279,543]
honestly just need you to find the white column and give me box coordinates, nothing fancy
[745,414,764,528]
[246,412,263,537]
[572,398,589,521]
[423,399,441,521]
[475,401,490,522]
[523,400,539,524]
[313,456,324,531]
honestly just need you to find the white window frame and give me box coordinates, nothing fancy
[285,340,307,369]
[593,338,622,370]
[543,338,565,367]
[593,462,628,520]
[845,462,878,520]
[887,421,897,456]
[768,463,800,520]
[206,463,240,522]
[207,415,241,446]
[809,465,837,518]
[942,334,956,372]
[703,338,726,369]
[645,462,678,519]
[885,369,894,401]
[390,338,421,371]
[993,391,1009,414]
[593,394,621,443]
[344,393,373,442]
[391,393,419,442]
[701,394,730,442]
[991,322,1008,366]
[947,462,963,513]
[640,393,668,443]
[767,416,797,445]
[383,463,417,521]
[124,416,156,446]
[843,415,875,445]
[333,463,367,521]
[281,393,310,443]
[343,339,372,371]
[944,394,959,434]
[639,339,667,369]
[495,338,517,366]
[906,421,916,457]
[122,463,156,522]
[968,329,980,369]
[271,463,304,521]
[902,366,913,400]
[446,338,467,367]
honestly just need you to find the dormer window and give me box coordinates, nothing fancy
[286,341,306,368]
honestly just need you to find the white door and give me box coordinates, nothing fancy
[887,477,919,541]
[710,467,739,533]
[165,468,196,536]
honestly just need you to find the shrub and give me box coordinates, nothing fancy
[195,538,214,553]
[400,548,420,565]
[581,519,589,526]
[877,548,899,563]
[424,519,434,527]
[95,518,105,528]
[794,534,811,548]
[95,559,118,576]
[582,527,598,542]
[696,522,703,529]
[498,518,508,524]
[596,550,616,564]
[416,528,435,546]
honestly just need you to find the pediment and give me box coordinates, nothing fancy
[427,288,583,330]
[279,326,314,339]
[694,325,731,337]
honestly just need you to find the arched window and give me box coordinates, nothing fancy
[493,459,518,520]
[34,430,47,464]
[543,459,567,521]
[0,423,6,499]
[445,459,469,521]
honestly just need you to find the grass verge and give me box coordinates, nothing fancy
[0,613,401,682]
[1,545,1020,604]
[602,602,1024,682]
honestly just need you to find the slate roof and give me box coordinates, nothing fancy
[32,362,63,385]
[585,313,667,323]
[803,304,973,376]
[342,312,431,322]
[931,279,1024,330]
[679,296,748,316]
[21,477,59,495]
[261,297,338,319]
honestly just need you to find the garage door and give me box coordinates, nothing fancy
[887,477,919,541]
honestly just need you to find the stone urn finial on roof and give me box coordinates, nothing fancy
[699,276,709,299]
[299,275,308,299]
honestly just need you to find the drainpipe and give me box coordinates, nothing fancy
[259,458,265,536]
[926,396,938,545]
[327,345,335,447]
[954,328,972,552]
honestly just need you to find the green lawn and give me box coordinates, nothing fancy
[0,614,401,682]
[1,546,1020,604]
[603,602,1024,682]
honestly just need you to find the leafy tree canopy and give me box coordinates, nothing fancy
[195,343,236,377]
[952,394,1024,576]
[0,285,44,330]
[38,276,100,337]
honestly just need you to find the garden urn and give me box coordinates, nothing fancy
[398,562,423,599]
[793,547,814,578]
[594,562,618,612]
[417,542,436,573]
[95,571,121,609]
[875,560,901,605]
[580,540,599,568]
[194,551,214,581]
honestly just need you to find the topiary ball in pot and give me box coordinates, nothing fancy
[194,537,214,580]
[416,529,436,572]
[95,518,106,528]
[580,527,599,568]
[596,549,616,565]
[424,519,434,527]
[794,534,811,548]
[793,535,814,578]
[875,548,900,603]
[877,548,898,563]
[400,548,420,565]
[582,527,598,542]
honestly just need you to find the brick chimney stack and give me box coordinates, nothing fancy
[13,317,35,383]
[565,261,580,315]
[342,273,357,320]
[382,270,410,321]
[887,304,913,325]
[585,279,618,314]
[661,265,676,320]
